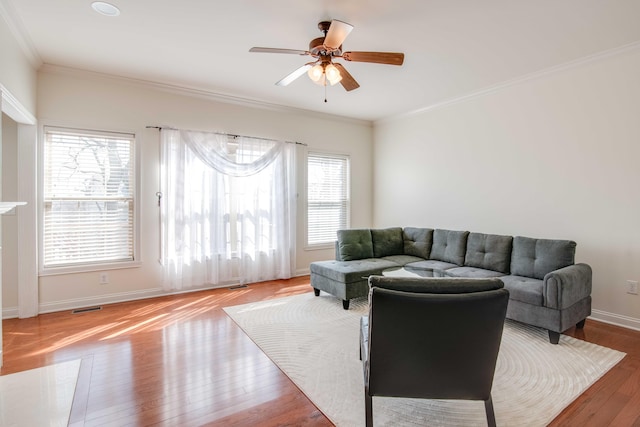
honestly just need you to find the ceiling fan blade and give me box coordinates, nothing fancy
[275,63,314,86]
[323,20,354,50]
[333,63,360,91]
[342,51,405,66]
[250,47,309,55]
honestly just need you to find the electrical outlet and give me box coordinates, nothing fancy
[99,273,109,285]
[626,280,638,295]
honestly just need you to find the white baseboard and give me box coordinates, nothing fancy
[2,307,19,319]
[3,273,314,319]
[37,288,167,315]
[590,309,640,332]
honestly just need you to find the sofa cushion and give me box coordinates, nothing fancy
[429,229,469,266]
[371,227,404,258]
[464,232,513,274]
[511,236,576,280]
[403,227,433,259]
[446,266,506,278]
[337,229,374,261]
[500,275,544,306]
[310,258,400,283]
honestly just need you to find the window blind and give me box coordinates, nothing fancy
[43,127,135,267]
[307,153,350,246]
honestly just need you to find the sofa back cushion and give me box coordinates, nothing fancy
[429,229,469,266]
[403,227,433,259]
[337,229,374,261]
[511,236,576,279]
[464,232,513,274]
[371,227,404,258]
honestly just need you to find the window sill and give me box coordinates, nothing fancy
[39,260,142,277]
[304,243,335,251]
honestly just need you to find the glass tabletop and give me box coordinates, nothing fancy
[381,266,452,278]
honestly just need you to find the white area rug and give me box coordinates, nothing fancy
[224,293,625,426]
[0,359,80,427]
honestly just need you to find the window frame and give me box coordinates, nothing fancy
[304,150,351,250]
[39,125,141,275]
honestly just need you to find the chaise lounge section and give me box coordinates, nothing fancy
[309,227,592,344]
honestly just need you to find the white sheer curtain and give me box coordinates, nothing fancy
[160,129,296,290]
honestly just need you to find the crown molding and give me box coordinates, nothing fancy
[0,0,42,68]
[39,64,372,127]
[0,83,36,124]
[379,39,640,125]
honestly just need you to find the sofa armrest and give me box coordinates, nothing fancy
[543,263,592,309]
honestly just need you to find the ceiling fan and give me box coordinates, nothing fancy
[249,20,404,93]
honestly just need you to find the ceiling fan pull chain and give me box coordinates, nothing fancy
[324,80,328,103]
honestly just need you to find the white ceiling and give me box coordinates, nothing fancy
[5,0,640,121]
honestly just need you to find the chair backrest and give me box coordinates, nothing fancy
[366,276,509,401]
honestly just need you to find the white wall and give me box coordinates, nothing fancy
[0,11,37,115]
[1,113,18,310]
[29,66,372,313]
[374,45,640,328]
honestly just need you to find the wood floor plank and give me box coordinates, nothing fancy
[2,276,639,426]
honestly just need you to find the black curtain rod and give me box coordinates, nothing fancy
[146,126,306,146]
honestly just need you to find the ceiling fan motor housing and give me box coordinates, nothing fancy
[309,37,342,56]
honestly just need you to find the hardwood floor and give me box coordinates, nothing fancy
[2,276,639,426]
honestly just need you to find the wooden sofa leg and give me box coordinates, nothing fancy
[313,288,320,296]
[548,330,560,344]
[343,299,350,310]
[576,319,586,329]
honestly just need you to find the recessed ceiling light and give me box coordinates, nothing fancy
[91,1,120,17]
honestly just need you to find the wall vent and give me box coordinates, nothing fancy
[228,284,248,290]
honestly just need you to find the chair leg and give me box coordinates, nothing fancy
[548,330,560,344]
[365,390,373,427]
[343,299,350,310]
[576,319,586,329]
[484,396,496,427]
[313,288,320,296]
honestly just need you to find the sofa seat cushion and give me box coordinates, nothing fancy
[405,259,458,271]
[500,275,544,306]
[446,266,506,278]
[310,258,400,283]
[372,227,404,257]
[381,255,426,266]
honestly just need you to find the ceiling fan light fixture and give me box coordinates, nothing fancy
[307,63,342,86]
[325,64,342,85]
[307,64,324,82]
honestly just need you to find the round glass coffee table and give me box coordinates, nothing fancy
[381,266,452,278]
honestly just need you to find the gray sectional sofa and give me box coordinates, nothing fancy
[309,227,592,344]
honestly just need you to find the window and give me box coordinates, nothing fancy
[160,130,296,288]
[42,127,135,269]
[307,152,350,247]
